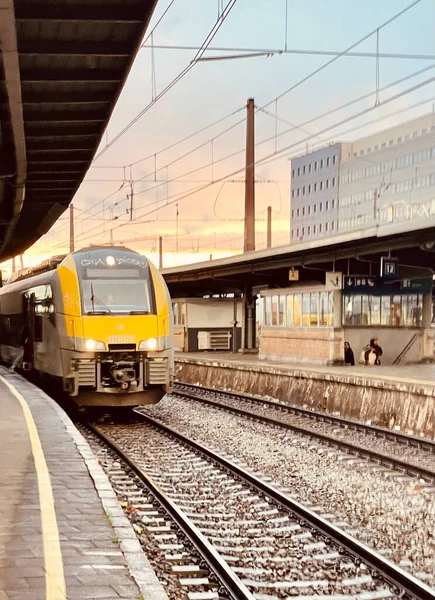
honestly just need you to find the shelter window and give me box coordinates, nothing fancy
[264,296,272,326]
[262,291,333,328]
[343,294,423,327]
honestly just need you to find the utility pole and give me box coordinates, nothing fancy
[244,98,255,252]
[266,206,272,248]
[129,180,134,221]
[175,203,179,253]
[110,229,114,245]
[11,257,16,274]
[19,255,24,269]
[69,203,75,253]
[159,236,163,269]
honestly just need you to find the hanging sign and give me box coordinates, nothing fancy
[289,268,299,281]
[325,272,342,291]
[380,256,399,279]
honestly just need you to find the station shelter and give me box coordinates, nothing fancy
[172,297,243,353]
[259,273,433,366]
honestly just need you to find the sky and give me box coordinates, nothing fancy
[5,0,435,274]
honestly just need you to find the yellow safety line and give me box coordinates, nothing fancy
[0,376,66,600]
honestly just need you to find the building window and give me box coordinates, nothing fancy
[367,147,371,153]
[292,190,295,198]
[291,230,294,238]
[297,188,300,197]
[331,221,335,230]
[333,156,337,165]
[291,210,294,218]
[302,207,305,216]
[303,186,306,195]
[319,223,323,232]
[332,199,335,209]
[297,168,301,176]
[389,140,394,145]
[422,128,427,136]
[320,202,323,212]
[296,228,299,236]
[297,209,300,217]
[343,294,423,327]
[332,177,336,187]
[313,224,317,233]
[314,204,317,213]
[321,159,324,169]
[326,179,329,189]
[307,226,311,235]
[303,166,306,174]
[315,162,318,171]
[292,169,295,178]
[309,164,312,173]
[325,222,329,232]
[320,181,323,191]
[314,183,317,192]
[326,200,329,210]
[302,227,305,236]
[308,184,312,193]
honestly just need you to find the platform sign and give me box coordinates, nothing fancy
[325,272,342,291]
[380,256,399,279]
[289,268,299,281]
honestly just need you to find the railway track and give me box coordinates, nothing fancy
[85,412,435,600]
[173,382,435,483]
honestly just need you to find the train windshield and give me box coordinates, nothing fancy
[82,279,152,314]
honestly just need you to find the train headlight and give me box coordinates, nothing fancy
[139,338,158,351]
[84,339,106,351]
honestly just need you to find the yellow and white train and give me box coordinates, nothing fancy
[0,247,174,406]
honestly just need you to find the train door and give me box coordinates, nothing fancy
[22,293,35,370]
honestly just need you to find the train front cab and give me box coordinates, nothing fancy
[54,250,173,406]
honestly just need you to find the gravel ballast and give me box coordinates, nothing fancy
[140,394,435,583]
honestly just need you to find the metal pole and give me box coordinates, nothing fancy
[159,236,163,269]
[69,203,75,253]
[19,255,24,269]
[11,257,16,274]
[232,296,238,353]
[176,203,179,253]
[129,181,134,221]
[244,98,255,252]
[266,206,272,248]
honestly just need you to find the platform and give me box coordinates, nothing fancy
[174,353,435,439]
[0,367,168,600]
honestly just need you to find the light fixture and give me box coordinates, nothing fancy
[106,256,116,266]
[139,338,158,351]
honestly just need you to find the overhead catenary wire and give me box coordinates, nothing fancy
[50,80,435,252]
[93,0,240,162]
[38,66,435,254]
[29,1,431,255]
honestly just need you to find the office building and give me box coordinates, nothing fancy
[290,113,435,242]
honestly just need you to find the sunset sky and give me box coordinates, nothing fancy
[3,0,435,275]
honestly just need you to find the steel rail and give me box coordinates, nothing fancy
[133,410,435,600]
[175,382,435,452]
[173,384,435,483]
[86,422,256,600]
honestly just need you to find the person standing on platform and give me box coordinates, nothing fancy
[344,342,355,366]
[364,337,383,365]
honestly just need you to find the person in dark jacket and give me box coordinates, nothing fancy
[364,337,383,365]
[344,342,355,366]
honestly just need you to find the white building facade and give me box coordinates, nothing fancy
[290,113,435,241]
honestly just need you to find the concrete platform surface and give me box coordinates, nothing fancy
[0,367,168,600]
[177,352,435,390]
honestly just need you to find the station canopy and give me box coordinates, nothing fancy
[0,0,157,260]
